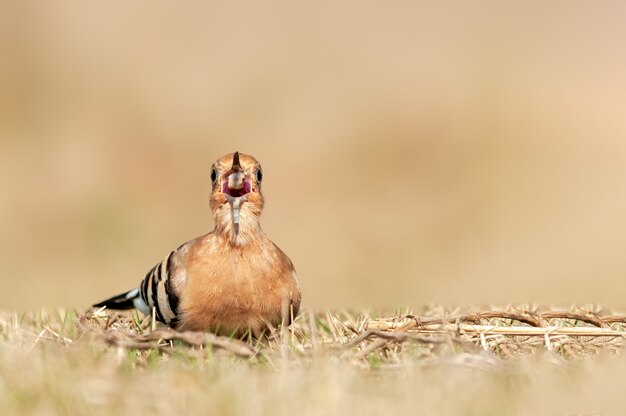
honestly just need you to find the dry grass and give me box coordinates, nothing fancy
[2,305,626,415]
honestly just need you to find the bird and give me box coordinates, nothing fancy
[93,151,301,337]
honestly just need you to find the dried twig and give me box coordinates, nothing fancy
[540,312,604,327]
[99,328,255,358]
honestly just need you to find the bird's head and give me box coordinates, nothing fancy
[210,151,264,243]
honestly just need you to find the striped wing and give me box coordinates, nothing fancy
[139,250,183,327]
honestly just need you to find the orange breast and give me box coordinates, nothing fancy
[177,235,301,336]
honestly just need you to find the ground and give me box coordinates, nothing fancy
[1,305,625,416]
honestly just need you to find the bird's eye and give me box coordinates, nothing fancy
[211,167,217,184]
[256,168,263,183]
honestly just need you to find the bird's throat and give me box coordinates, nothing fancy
[225,194,247,236]
[219,194,262,246]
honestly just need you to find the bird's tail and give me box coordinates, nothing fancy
[93,288,140,310]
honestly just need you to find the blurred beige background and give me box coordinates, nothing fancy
[1,1,626,311]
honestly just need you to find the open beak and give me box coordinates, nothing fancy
[223,151,251,235]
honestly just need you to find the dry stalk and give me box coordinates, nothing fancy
[99,328,255,358]
[368,321,626,337]
[540,312,604,327]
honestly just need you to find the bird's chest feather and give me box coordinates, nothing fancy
[179,239,295,333]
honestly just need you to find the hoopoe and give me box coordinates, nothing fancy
[93,152,301,337]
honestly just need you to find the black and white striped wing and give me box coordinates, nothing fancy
[138,251,183,327]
